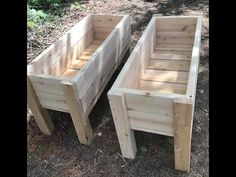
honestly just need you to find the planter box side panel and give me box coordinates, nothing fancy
[75,16,130,114]
[29,75,69,112]
[118,18,156,90]
[49,28,94,77]
[124,93,174,136]
[28,15,93,75]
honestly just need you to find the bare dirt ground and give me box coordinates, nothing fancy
[27,0,209,176]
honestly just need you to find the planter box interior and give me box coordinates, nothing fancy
[108,15,202,172]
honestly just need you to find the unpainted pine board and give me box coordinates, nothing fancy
[156,36,194,45]
[157,25,196,32]
[142,69,189,84]
[124,93,174,116]
[139,80,187,94]
[81,47,118,113]
[156,17,197,32]
[156,17,197,26]
[92,15,123,28]
[91,38,105,45]
[83,43,101,53]
[115,18,155,89]
[62,68,79,78]
[69,60,88,70]
[151,50,192,60]
[62,81,93,145]
[94,32,110,39]
[107,93,137,159]
[37,91,68,112]
[129,118,174,137]
[49,28,94,76]
[186,16,203,100]
[147,59,190,71]
[94,27,113,33]
[74,29,120,98]
[174,100,193,172]
[156,31,195,38]
[128,110,173,125]
[155,44,193,52]
[29,75,64,95]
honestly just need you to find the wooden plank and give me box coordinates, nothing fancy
[155,44,193,52]
[156,17,197,26]
[124,93,173,116]
[94,27,113,33]
[147,59,190,71]
[94,27,113,39]
[129,118,174,137]
[84,48,130,117]
[80,51,94,56]
[27,14,93,74]
[27,77,55,135]
[156,36,194,45]
[112,17,155,90]
[139,80,187,94]
[174,99,193,172]
[81,48,117,112]
[91,38,104,45]
[83,43,100,53]
[128,110,173,125]
[62,68,79,78]
[29,75,65,96]
[107,92,137,159]
[49,28,94,76]
[92,15,122,28]
[157,24,196,32]
[156,17,197,32]
[36,91,68,112]
[119,51,141,89]
[186,16,203,101]
[157,31,195,38]
[69,59,88,70]
[62,81,93,145]
[142,69,189,84]
[152,51,192,60]
[42,104,69,113]
[73,27,120,98]
[94,31,110,39]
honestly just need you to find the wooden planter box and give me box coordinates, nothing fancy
[108,15,202,171]
[27,14,131,145]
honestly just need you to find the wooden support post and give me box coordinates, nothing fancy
[108,91,137,159]
[174,98,193,172]
[27,76,55,135]
[61,80,93,145]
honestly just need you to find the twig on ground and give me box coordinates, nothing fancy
[117,152,127,167]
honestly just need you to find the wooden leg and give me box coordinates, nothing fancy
[174,99,193,172]
[27,77,55,135]
[108,92,137,159]
[62,81,93,145]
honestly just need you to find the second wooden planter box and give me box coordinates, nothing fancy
[108,15,202,171]
[27,14,131,145]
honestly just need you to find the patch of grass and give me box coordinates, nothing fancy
[70,1,81,10]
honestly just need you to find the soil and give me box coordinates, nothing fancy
[27,0,209,176]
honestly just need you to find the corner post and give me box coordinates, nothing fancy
[174,98,193,172]
[61,80,93,145]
